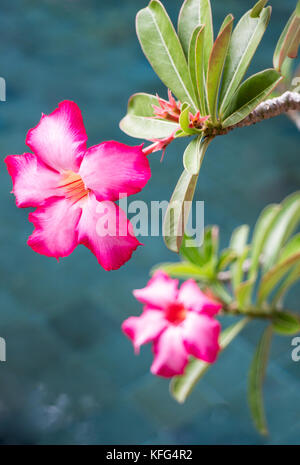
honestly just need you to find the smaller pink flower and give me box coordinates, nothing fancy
[122,271,222,378]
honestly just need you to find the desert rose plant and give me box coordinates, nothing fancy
[5,0,300,436]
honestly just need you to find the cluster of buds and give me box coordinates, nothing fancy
[189,110,210,129]
[152,89,181,122]
[145,90,210,160]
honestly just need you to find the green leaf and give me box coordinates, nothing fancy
[183,135,211,175]
[179,102,197,135]
[248,326,272,436]
[271,262,300,306]
[273,1,300,72]
[163,169,199,252]
[236,277,256,309]
[248,203,281,280]
[229,225,249,291]
[178,0,214,75]
[206,15,234,123]
[287,25,300,59]
[180,233,205,265]
[151,261,213,280]
[250,0,268,18]
[258,252,300,304]
[183,136,202,175]
[279,232,300,262]
[217,248,237,271]
[219,7,271,116]
[171,318,249,403]
[120,114,178,140]
[272,311,300,335]
[232,246,250,291]
[188,25,204,109]
[262,192,300,271]
[127,92,158,117]
[230,224,250,255]
[195,26,207,115]
[222,69,283,127]
[137,0,197,109]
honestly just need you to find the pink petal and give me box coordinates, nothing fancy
[182,312,221,363]
[122,309,168,353]
[178,279,222,316]
[26,100,88,173]
[151,326,188,378]
[79,141,151,201]
[77,194,141,271]
[133,271,179,310]
[28,197,82,259]
[5,153,61,208]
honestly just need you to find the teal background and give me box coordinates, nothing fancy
[0,0,299,444]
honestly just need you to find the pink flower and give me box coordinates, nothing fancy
[5,101,151,270]
[122,271,222,378]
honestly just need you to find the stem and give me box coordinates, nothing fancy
[204,91,300,137]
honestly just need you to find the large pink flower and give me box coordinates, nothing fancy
[122,271,222,378]
[5,101,151,270]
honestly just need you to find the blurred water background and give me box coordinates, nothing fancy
[0,0,299,445]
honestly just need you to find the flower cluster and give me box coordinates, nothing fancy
[122,271,222,377]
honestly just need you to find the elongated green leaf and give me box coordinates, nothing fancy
[163,169,199,252]
[232,246,249,291]
[178,0,214,75]
[171,318,249,403]
[248,204,281,280]
[272,312,300,335]
[251,0,268,18]
[248,326,272,436]
[258,252,300,304]
[262,192,300,271]
[217,248,237,271]
[188,25,204,108]
[230,225,249,254]
[273,1,300,71]
[183,135,211,175]
[120,114,178,140]
[180,233,205,265]
[271,262,300,306]
[195,26,207,115]
[229,225,249,291]
[279,233,300,262]
[207,15,234,123]
[236,277,256,309]
[219,7,271,115]
[288,25,300,59]
[183,136,202,174]
[137,0,197,109]
[222,69,282,127]
[151,261,213,280]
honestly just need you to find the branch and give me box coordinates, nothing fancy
[205,91,300,137]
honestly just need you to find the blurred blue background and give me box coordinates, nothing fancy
[0,0,299,445]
